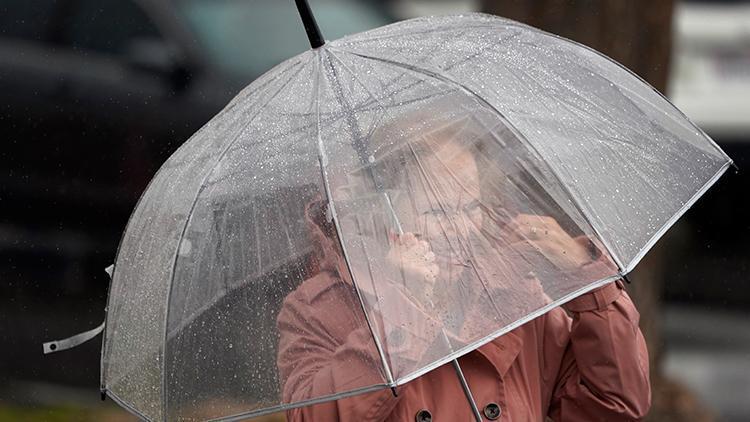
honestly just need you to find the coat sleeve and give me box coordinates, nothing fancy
[279,324,401,421]
[548,280,651,421]
[277,279,443,422]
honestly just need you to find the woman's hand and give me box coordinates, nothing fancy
[384,232,440,305]
[504,214,592,271]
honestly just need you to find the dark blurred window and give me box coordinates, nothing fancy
[63,0,160,54]
[0,0,59,41]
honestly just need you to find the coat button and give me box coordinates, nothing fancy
[415,409,432,422]
[483,402,501,420]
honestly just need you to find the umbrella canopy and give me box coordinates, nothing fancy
[100,13,732,421]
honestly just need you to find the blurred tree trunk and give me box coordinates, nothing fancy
[480,1,713,421]
[480,0,674,90]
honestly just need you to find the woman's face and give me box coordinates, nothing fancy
[397,135,487,269]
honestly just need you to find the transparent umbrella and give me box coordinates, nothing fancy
[88,3,732,422]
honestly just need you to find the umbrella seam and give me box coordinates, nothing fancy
[158,58,309,421]
[313,50,397,388]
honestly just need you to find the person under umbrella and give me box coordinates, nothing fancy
[277,108,650,421]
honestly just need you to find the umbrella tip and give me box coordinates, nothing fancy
[294,0,325,49]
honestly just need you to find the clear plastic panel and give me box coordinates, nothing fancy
[318,48,617,381]
[334,13,731,269]
[103,54,310,420]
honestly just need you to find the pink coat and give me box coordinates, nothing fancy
[277,267,651,421]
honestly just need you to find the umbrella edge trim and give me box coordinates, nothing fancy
[623,159,732,273]
[393,273,622,386]
[205,383,392,422]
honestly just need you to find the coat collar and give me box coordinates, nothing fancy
[474,329,524,377]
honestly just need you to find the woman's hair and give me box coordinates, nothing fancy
[303,193,344,277]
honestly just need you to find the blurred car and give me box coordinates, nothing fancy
[0,0,393,293]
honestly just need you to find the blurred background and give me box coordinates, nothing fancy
[0,0,748,421]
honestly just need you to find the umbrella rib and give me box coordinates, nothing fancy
[158,58,309,421]
[312,51,397,388]
[343,50,626,273]
[98,55,307,394]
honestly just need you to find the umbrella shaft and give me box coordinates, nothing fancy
[452,359,483,422]
[294,0,325,49]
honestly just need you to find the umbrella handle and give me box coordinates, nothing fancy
[294,0,325,49]
[452,359,483,422]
